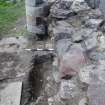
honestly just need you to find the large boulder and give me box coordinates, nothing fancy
[50,0,75,19]
[51,21,74,42]
[59,48,88,78]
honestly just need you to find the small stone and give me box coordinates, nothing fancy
[70,44,85,52]
[48,94,66,105]
[79,65,93,84]
[35,96,46,105]
[53,70,60,83]
[85,33,98,50]
[98,20,105,32]
[77,28,93,38]
[87,9,102,19]
[98,35,105,51]
[71,0,90,12]
[78,97,89,105]
[85,19,103,29]
[46,0,56,4]
[53,57,58,67]
[72,31,83,42]
[48,97,54,105]
[89,51,105,61]
[52,57,60,83]
[59,80,81,99]
[45,82,58,97]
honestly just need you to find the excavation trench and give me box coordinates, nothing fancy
[0,35,55,105]
[20,52,56,105]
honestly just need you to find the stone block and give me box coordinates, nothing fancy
[0,82,22,105]
[59,48,88,78]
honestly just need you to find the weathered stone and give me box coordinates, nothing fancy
[71,28,92,42]
[48,97,54,105]
[71,0,90,12]
[84,32,99,50]
[46,0,56,4]
[70,44,85,52]
[96,60,105,83]
[52,21,74,42]
[77,28,93,38]
[85,19,103,29]
[89,52,105,61]
[52,70,60,83]
[56,39,72,56]
[52,57,60,83]
[72,32,83,42]
[59,48,88,78]
[50,0,75,19]
[87,9,102,19]
[79,65,93,84]
[48,94,66,105]
[86,60,105,105]
[45,83,58,97]
[98,35,105,51]
[59,80,81,99]
[85,0,100,9]
[98,20,105,32]
[0,82,22,105]
[77,9,102,21]
[78,97,89,105]
[88,83,105,105]
[85,38,97,50]
[34,95,48,105]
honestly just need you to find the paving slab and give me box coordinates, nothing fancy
[0,82,22,105]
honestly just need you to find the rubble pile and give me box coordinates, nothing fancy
[33,0,105,105]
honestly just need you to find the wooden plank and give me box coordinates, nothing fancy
[0,82,22,105]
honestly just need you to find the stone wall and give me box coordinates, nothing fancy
[48,0,105,105]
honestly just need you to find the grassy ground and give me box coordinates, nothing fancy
[0,1,25,36]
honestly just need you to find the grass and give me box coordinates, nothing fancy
[0,1,25,36]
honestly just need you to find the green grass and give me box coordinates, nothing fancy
[0,1,25,36]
